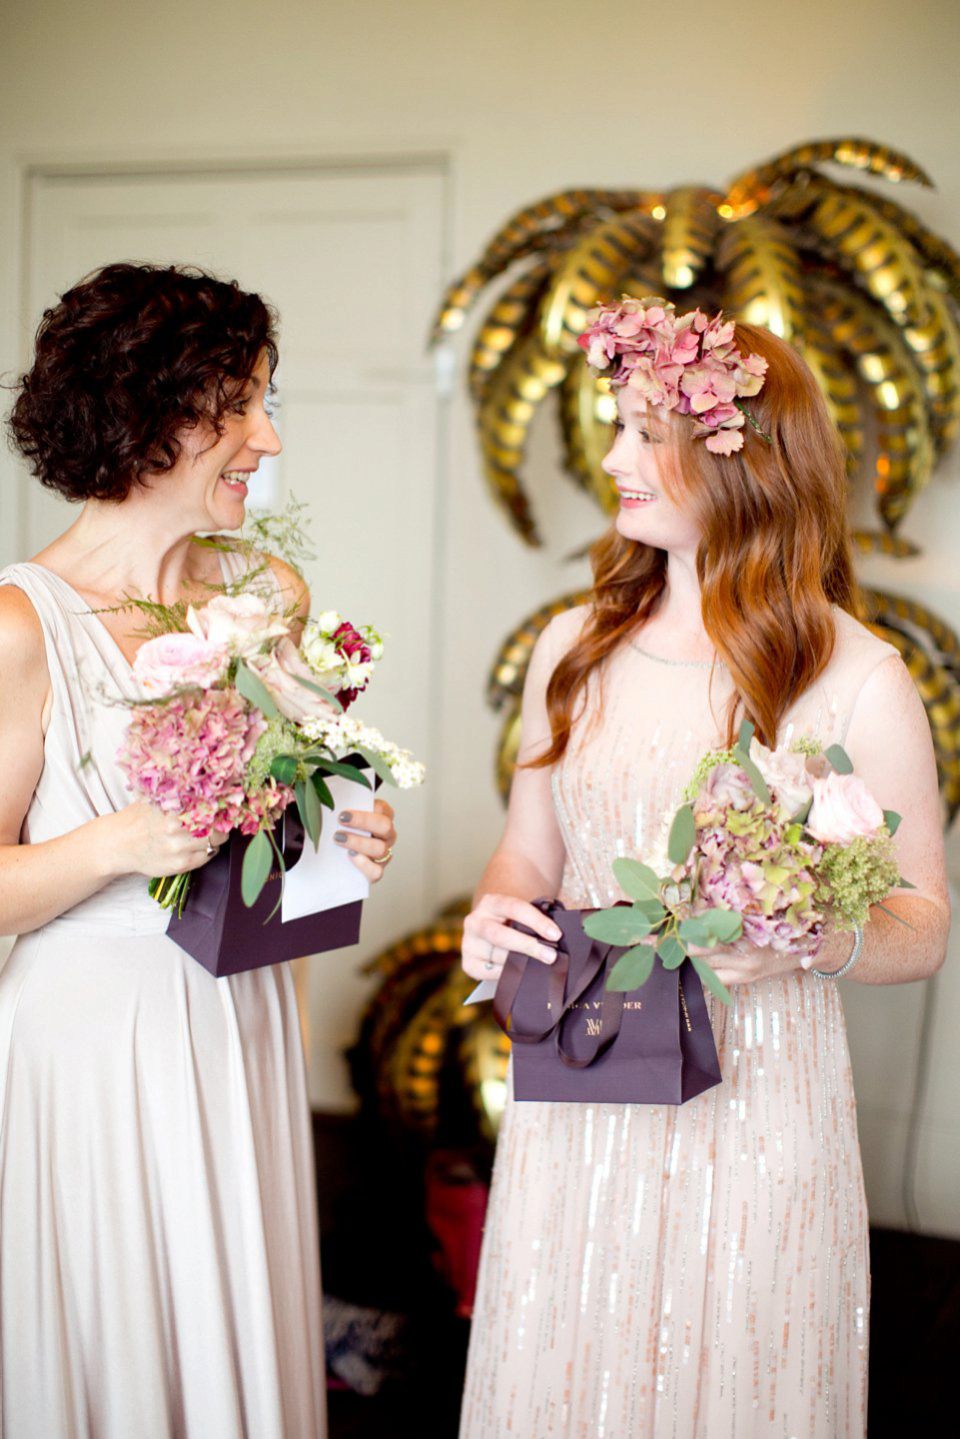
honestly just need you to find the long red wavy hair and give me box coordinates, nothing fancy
[534,322,858,766]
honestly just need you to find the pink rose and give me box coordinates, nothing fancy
[133,632,230,695]
[806,771,885,845]
[246,638,339,723]
[187,592,289,658]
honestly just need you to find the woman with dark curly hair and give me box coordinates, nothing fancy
[0,263,396,1437]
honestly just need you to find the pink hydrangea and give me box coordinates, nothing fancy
[578,296,769,453]
[118,687,292,838]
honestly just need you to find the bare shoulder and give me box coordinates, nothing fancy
[542,602,591,657]
[0,584,50,716]
[0,584,46,669]
[266,555,310,620]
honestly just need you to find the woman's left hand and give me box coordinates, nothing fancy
[333,798,397,883]
[689,938,802,988]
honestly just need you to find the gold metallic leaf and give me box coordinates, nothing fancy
[540,208,659,357]
[812,278,935,529]
[477,333,567,544]
[716,213,805,340]
[833,184,960,309]
[850,530,920,559]
[558,355,618,510]
[487,590,591,708]
[469,256,554,403]
[799,185,932,331]
[866,616,960,819]
[659,186,723,291]
[430,188,660,341]
[797,312,864,467]
[725,137,932,219]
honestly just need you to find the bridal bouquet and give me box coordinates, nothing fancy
[118,590,424,917]
[584,721,906,1003]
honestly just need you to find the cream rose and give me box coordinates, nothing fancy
[806,771,885,845]
[187,593,289,658]
[246,639,339,723]
[749,738,814,820]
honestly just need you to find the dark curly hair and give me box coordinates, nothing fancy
[7,263,279,502]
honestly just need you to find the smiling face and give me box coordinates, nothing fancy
[601,387,703,558]
[164,349,282,531]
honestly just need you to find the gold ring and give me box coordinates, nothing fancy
[382,846,394,864]
[205,840,215,855]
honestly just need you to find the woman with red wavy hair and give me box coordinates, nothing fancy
[459,301,948,1437]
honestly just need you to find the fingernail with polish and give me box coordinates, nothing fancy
[540,946,557,963]
[339,812,353,824]
[334,831,347,844]
[347,849,358,858]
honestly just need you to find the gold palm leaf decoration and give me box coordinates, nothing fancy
[430,137,960,542]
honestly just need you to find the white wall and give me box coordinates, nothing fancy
[2,0,959,1234]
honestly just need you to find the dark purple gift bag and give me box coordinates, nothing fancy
[165,810,364,978]
[493,900,722,1105]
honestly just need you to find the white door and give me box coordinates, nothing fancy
[24,163,447,1109]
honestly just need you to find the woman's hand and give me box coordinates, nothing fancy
[461,893,562,982]
[333,798,397,883]
[100,801,224,880]
[690,937,802,988]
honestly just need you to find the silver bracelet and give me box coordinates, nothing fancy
[810,923,864,979]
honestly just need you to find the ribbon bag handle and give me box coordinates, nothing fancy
[554,941,626,1069]
[493,901,569,1046]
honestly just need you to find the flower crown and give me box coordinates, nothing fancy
[578,297,771,455]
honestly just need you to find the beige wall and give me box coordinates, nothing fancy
[2,0,959,1233]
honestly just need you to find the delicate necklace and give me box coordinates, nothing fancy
[629,640,725,670]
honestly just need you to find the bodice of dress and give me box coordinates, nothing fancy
[550,606,898,911]
[0,547,274,933]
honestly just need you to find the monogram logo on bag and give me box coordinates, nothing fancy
[585,1017,603,1037]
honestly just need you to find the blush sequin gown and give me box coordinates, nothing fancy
[0,557,325,1439]
[459,606,896,1439]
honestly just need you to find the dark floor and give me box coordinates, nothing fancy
[314,1114,960,1437]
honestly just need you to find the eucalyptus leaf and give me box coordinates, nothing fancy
[612,857,661,903]
[606,944,655,992]
[737,719,755,750]
[296,779,323,848]
[825,743,853,775]
[690,953,732,1005]
[290,672,343,713]
[657,932,688,969]
[270,754,299,785]
[354,744,398,788]
[312,759,373,788]
[235,660,280,720]
[883,809,902,836]
[262,827,286,922]
[678,916,712,947]
[667,804,696,865]
[634,897,667,925]
[731,746,771,804]
[311,773,335,810]
[583,909,654,946]
[241,828,273,907]
[697,907,742,944]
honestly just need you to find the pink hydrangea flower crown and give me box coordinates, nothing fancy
[578,296,772,455]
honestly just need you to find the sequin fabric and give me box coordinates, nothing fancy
[460,609,895,1438]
